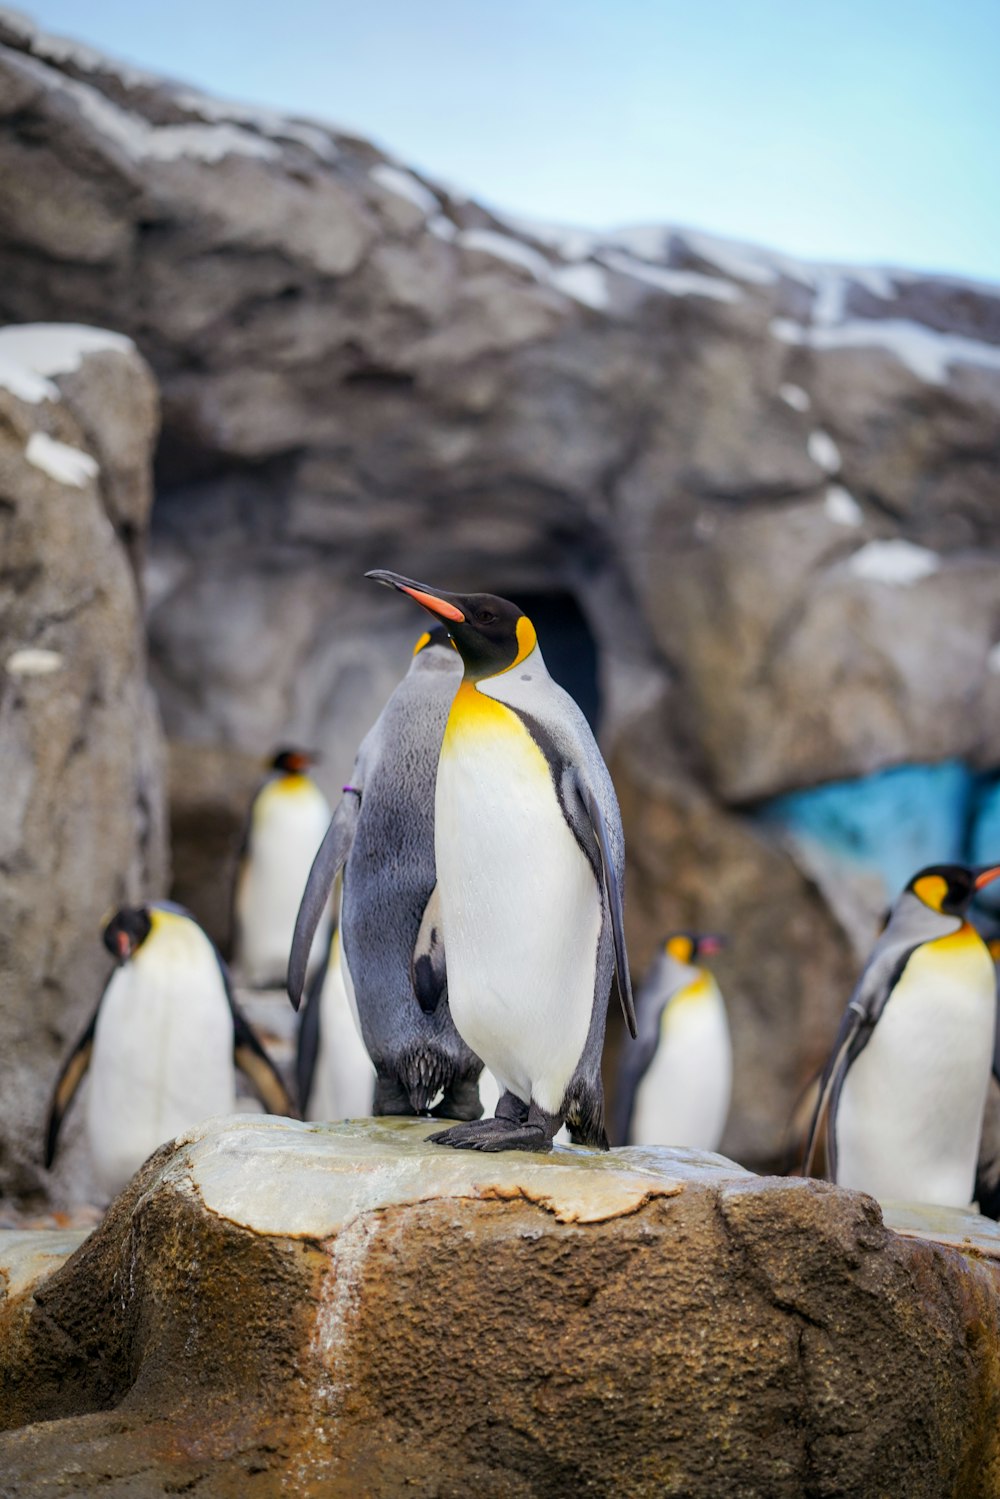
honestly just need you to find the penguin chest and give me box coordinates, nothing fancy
[837,928,996,1208]
[631,980,732,1151]
[86,916,235,1196]
[435,686,602,1113]
[238,780,331,985]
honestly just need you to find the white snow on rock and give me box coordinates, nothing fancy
[779,382,810,411]
[678,229,780,286]
[599,249,741,302]
[0,323,133,404]
[825,485,863,527]
[369,163,439,215]
[172,90,339,162]
[848,539,940,586]
[548,262,610,311]
[427,213,458,242]
[25,431,99,487]
[5,648,65,677]
[808,430,841,473]
[458,228,552,281]
[772,316,1000,385]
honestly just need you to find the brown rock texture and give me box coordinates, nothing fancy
[2,1117,1000,1497]
[0,322,168,1203]
[4,12,1000,1167]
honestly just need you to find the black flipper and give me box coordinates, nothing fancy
[288,792,360,1011]
[44,1003,100,1169]
[296,932,330,1117]
[577,776,636,1038]
[213,946,296,1117]
[411,883,447,1015]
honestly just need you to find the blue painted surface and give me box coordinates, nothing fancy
[757,760,981,903]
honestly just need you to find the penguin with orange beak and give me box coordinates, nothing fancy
[359,571,635,1152]
[805,863,1000,1208]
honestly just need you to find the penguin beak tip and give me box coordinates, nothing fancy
[975,865,1000,891]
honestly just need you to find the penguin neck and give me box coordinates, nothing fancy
[465,640,550,695]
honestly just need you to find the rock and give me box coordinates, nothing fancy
[0,322,168,1204]
[2,1116,1000,1496]
[3,14,1000,1173]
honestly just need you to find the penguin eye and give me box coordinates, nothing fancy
[475,608,498,626]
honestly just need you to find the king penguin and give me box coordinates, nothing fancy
[289,627,486,1119]
[614,933,731,1151]
[805,863,1000,1208]
[233,748,332,989]
[297,923,376,1121]
[45,902,293,1200]
[365,571,636,1152]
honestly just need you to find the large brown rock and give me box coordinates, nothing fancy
[0,322,168,1203]
[2,1116,1000,1497]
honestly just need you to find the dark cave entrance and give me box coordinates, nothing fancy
[504,589,601,732]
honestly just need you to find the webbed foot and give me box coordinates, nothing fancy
[429,1096,561,1153]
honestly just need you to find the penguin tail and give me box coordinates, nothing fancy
[563,1083,610,1152]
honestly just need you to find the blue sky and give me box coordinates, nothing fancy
[21,0,1000,282]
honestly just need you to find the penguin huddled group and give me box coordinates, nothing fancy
[44,567,1000,1221]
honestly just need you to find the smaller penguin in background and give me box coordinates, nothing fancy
[45,903,294,1200]
[614,933,731,1151]
[297,923,376,1121]
[233,749,332,989]
[805,863,1000,1210]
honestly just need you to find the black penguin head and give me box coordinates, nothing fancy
[906,863,1000,916]
[664,932,725,964]
[271,748,317,775]
[367,571,537,681]
[412,624,457,658]
[103,906,153,964]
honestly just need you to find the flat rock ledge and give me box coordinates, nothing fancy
[2,1118,1000,1497]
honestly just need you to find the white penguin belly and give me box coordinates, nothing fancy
[630,986,732,1151]
[85,918,235,1199]
[436,700,602,1115]
[238,785,331,986]
[836,932,996,1208]
[308,932,375,1121]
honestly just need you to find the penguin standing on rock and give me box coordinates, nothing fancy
[805,863,1000,1208]
[45,902,293,1200]
[233,749,332,989]
[366,571,636,1153]
[614,933,731,1150]
[289,627,485,1119]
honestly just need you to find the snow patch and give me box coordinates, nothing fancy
[458,228,551,281]
[548,262,610,311]
[0,324,132,404]
[808,430,841,474]
[825,485,863,527]
[172,90,339,161]
[5,648,65,677]
[599,250,741,303]
[848,540,940,586]
[427,214,457,242]
[369,163,439,215]
[678,229,779,286]
[772,316,1000,385]
[779,382,810,411]
[25,432,99,487]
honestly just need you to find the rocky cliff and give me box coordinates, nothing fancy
[2,9,1000,1167]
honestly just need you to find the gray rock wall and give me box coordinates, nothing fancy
[3,10,1000,1166]
[0,322,168,1202]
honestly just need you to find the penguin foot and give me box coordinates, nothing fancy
[429,1098,561,1153]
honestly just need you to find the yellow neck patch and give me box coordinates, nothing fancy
[413,631,431,656]
[913,873,949,912]
[665,935,695,964]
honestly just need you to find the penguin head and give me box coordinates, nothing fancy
[367,571,536,681]
[412,624,458,658]
[664,932,724,964]
[271,748,318,775]
[906,863,1000,916]
[103,905,153,965]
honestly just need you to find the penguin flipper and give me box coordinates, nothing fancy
[803,1004,869,1180]
[577,777,636,1038]
[288,792,360,1011]
[296,933,330,1116]
[44,1004,100,1169]
[412,884,447,1015]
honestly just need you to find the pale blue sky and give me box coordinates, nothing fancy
[21,0,1000,281]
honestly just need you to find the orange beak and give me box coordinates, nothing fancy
[975,866,1000,890]
[366,570,466,623]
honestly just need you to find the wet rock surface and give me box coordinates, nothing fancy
[0,321,168,1204]
[2,1116,1000,1497]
